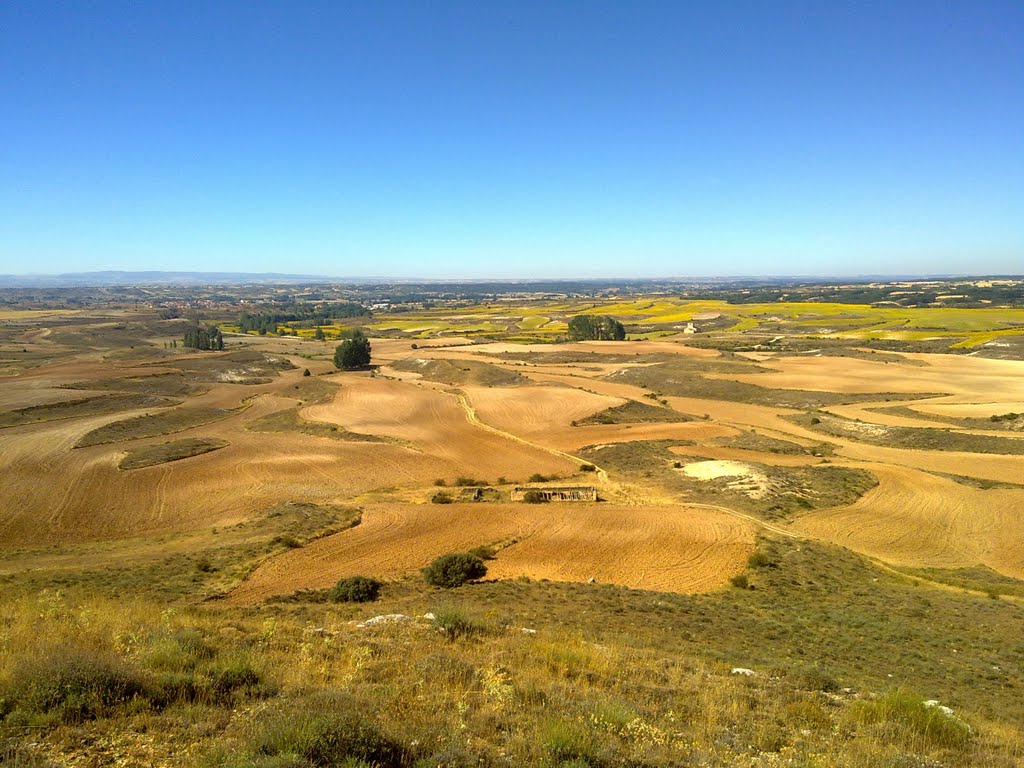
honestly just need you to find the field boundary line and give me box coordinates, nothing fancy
[455,393,610,484]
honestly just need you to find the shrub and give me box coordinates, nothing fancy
[791,667,841,693]
[540,718,599,766]
[853,691,973,750]
[747,550,773,568]
[256,702,405,767]
[207,654,268,704]
[433,478,447,487]
[431,492,453,504]
[5,646,147,724]
[579,463,596,472]
[528,473,549,483]
[522,490,549,504]
[468,545,496,560]
[423,553,487,588]
[730,574,750,589]
[331,576,383,603]
[431,607,486,640]
[454,476,485,487]
[143,629,215,673]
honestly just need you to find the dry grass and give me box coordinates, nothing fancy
[0,394,180,429]
[118,438,230,470]
[577,399,692,425]
[75,406,242,447]
[3,537,1024,767]
[790,411,1024,455]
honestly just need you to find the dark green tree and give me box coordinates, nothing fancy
[567,315,626,341]
[183,325,224,351]
[333,329,371,370]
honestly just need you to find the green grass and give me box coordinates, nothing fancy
[155,350,297,384]
[898,565,1024,599]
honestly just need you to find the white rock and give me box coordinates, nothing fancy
[357,614,412,628]
[731,667,755,676]
[924,700,955,717]
[521,628,537,635]
[422,613,436,620]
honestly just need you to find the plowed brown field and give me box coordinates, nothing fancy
[226,501,755,603]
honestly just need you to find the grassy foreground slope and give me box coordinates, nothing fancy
[1,533,1022,767]
[3,298,1024,766]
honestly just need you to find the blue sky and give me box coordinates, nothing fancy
[1,1,1022,278]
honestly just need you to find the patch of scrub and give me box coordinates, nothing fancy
[680,460,770,499]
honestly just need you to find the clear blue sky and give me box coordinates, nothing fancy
[2,1,1022,278]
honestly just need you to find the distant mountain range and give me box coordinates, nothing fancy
[1,271,1018,289]
[0,271,335,287]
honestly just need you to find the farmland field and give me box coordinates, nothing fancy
[2,292,1024,766]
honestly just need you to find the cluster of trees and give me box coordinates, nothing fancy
[238,313,281,335]
[183,325,224,350]
[238,302,371,335]
[334,329,371,369]
[567,314,626,341]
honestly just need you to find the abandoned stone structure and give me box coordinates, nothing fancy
[456,487,500,502]
[511,486,598,502]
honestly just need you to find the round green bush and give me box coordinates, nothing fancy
[423,553,487,588]
[330,576,383,603]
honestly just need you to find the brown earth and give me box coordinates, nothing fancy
[5,316,1024,597]
[225,501,755,603]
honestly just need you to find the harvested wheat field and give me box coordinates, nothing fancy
[5,306,1024,598]
[485,503,754,592]
[728,352,1024,399]
[302,374,575,480]
[227,501,755,604]
[791,465,1024,577]
[0,406,456,545]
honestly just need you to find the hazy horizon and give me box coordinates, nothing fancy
[2,1,1022,277]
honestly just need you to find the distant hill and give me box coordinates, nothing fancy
[0,271,333,287]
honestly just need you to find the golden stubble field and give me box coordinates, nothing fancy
[3,311,1024,598]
